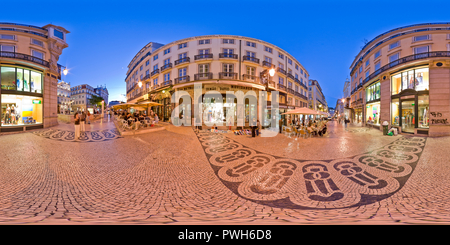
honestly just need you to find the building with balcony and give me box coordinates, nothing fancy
[308,79,327,112]
[349,22,450,136]
[57,80,71,114]
[94,85,109,106]
[70,84,97,113]
[0,22,69,132]
[125,35,310,125]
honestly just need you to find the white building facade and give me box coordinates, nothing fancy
[125,35,310,126]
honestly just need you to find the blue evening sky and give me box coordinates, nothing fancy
[3,0,450,106]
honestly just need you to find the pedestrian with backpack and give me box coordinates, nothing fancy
[80,110,86,132]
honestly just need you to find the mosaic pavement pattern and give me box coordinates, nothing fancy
[30,128,122,142]
[195,131,426,209]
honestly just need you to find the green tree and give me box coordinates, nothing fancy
[89,95,104,107]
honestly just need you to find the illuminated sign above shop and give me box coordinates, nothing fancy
[32,100,41,104]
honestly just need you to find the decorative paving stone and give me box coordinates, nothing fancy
[30,129,122,142]
[194,131,427,210]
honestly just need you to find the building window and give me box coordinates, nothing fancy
[145,60,150,66]
[198,64,209,73]
[153,64,158,71]
[31,50,44,59]
[246,66,256,76]
[375,61,381,71]
[279,77,284,84]
[374,50,381,59]
[178,42,187,49]
[164,48,171,55]
[199,39,210,45]
[31,38,43,47]
[365,59,370,67]
[246,51,255,57]
[288,58,292,65]
[178,67,187,77]
[222,39,234,44]
[414,35,430,42]
[389,41,400,50]
[246,41,256,47]
[278,52,284,59]
[199,49,210,55]
[0,45,15,52]
[54,29,64,40]
[223,48,233,54]
[389,53,400,63]
[179,52,187,59]
[391,67,429,95]
[164,58,170,65]
[140,65,143,71]
[365,70,370,79]
[164,73,170,82]
[265,56,272,64]
[0,34,15,40]
[153,78,158,86]
[153,54,158,60]
[145,70,149,76]
[414,45,429,54]
[265,46,272,53]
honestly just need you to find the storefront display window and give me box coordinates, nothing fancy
[1,95,42,126]
[391,67,429,95]
[418,95,429,128]
[366,102,380,125]
[391,98,400,126]
[366,81,380,102]
[0,66,42,93]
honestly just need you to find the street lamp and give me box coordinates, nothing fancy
[138,81,142,88]
[63,68,68,76]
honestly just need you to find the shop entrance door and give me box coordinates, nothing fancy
[401,99,415,133]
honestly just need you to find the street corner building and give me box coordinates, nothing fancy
[124,35,310,128]
[0,22,69,133]
[349,22,450,136]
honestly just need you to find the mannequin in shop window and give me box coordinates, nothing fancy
[409,76,416,89]
[6,104,11,124]
[416,73,423,87]
[423,107,428,126]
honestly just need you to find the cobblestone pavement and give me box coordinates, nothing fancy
[0,120,450,225]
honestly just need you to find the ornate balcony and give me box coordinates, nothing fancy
[0,51,50,67]
[174,75,190,84]
[160,63,173,71]
[361,51,450,86]
[262,60,275,68]
[161,80,172,87]
[219,72,237,80]
[194,54,213,60]
[242,74,260,84]
[276,67,287,75]
[219,53,238,59]
[174,57,190,66]
[151,69,159,76]
[277,83,287,91]
[243,55,259,64]
[194,72,213,80]
[287,73,295,80]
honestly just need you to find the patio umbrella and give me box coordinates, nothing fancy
[135,101,163,108]
[282,107,321,115]
[111,102,136,110]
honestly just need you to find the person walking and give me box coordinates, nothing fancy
[279,118,283,134]
[80,110,86,132]
[256,120,261,136]
[74,112,80,141]
[344,118,349,130]
[87,110,91,124]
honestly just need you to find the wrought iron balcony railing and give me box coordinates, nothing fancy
[174,75,190,84]
[160,63,173,71]
[219,72,237,80]
[262,61,275,68]
[219,53,238,59]
[194,72,213,80]
[174,57,190,65]
[242,74,260,84]
[243,55,259,64]
[151,69,159,76]
[194,54,213,60]
[0,51,50,67]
